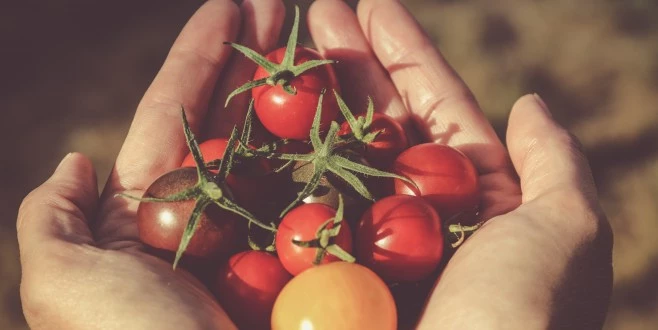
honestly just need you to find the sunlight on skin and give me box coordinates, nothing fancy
[16,0,612,329]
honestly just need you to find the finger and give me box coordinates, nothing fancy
[356,0,508,172]
[207,0,285,138]
[307,0,409,124]
[18,153,98,261]
[507,94,599,204]
[105,0,240,195]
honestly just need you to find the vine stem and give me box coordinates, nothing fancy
[449,223,483,248]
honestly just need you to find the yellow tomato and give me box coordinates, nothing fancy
[271,262,397,330]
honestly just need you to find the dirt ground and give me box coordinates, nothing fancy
[1,0,657,329]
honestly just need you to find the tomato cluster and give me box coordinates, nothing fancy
[124,6,483,330]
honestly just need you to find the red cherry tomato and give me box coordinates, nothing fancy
[137,168,242,259]
[271,262,397,330]
[356,195,443,282]
[339,113,408,168]
[215,251,292,330]
[275,203,353,275]
[392,143,480,224]
[252,47,340,140]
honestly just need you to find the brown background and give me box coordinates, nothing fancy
[1,0,657,329]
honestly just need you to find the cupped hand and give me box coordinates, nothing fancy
[18,0,613,329]
[307,0,612,329]
[18,1,285,329]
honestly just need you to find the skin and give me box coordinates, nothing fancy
[17,0,612,329]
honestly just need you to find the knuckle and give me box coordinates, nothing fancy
[17,186,46,232]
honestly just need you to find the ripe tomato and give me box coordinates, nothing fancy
[356,195,443,283]
[271,262,397,330]
[275,203,353,275]
[339,113,408,168]
[215,251,292,330]
[252,47,340,140]
[137,167,242,260]
[392,143,480,223]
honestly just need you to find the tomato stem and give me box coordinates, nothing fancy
[265,92,416,216]
[449,223,482,248]
[247,221,278,252]
[173,197,212,269]
[223,5,336,107]
[291,195,355,264]
[334,92,382,144]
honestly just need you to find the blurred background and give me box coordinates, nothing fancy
[1,0,656,329]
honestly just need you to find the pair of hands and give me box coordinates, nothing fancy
[17,0,613,329]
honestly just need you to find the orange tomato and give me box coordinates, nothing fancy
[271,262,397,330]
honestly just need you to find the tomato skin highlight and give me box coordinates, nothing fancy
[339,113,408,168]
[271,262,397,330]
[252,47,340,140]
[275,203,353,275]
[356,195,443,283]
[392,143,480,223]
[215,251,292,330]
[137,168,241,259]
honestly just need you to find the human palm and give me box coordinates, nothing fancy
[18,0,612,329]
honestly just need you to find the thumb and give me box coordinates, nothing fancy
[506,94,598,205]
[18,152,98,259]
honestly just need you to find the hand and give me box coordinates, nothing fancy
[17,1,613,330]
[306,0,612,329]
[17,1,285,329]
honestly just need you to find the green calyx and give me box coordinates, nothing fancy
[117,106,276,270]
[249,91,416,217]
[334,90,381,144]
[223,5,335,107]
[292,195,355,264]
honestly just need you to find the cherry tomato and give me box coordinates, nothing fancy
[392,143,480,223]
[215,251,292,330]
[137,167,242,259]
[271,262,397,330]
[252,47,340,140]
[356,195,443,282]
[339,113,408,168]
[275,203,353,275]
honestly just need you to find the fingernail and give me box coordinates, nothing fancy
[55,153,74,172]
[533,93,552,118]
